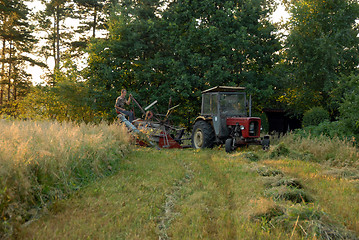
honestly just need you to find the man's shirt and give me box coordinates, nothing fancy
[115,96,126,109]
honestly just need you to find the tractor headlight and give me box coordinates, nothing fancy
[240,125,245,130]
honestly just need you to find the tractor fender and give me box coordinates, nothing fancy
[194,116,212,124]
[193,116,220,136]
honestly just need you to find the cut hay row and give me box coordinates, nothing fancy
[250,164,357,239]
[158,162,194,240]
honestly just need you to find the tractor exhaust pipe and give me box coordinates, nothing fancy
[249,95,252,117]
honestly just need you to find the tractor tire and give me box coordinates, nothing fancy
[262,135,270,150]
[192,120,215,149]
[225,138,234,153]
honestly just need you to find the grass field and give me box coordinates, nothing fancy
[19,144,359,239]
[0,120,130,239]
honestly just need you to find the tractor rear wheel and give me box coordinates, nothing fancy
[192,120,215,149]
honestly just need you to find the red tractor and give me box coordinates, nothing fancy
[191,86,270,152]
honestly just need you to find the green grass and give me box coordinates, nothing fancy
[7,132,359,239]
[18,147,356,239]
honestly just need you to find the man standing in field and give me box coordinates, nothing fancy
[115,89,134,123]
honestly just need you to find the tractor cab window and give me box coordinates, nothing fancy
[202,93,218,115]
[220,93,246,116]
[202,94,211,114]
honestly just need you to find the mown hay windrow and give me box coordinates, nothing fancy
[247,198,284,222]
[242,152,260,162]
[263,176,304,189]
[255,166,283,177]
[264,185,314,203]
[272,204,357,240]
[269,142,290,159]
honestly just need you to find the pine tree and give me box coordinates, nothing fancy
[0,0,37,108]
[70,0,116,57]
[74,0,116,38]
[36,0,75,85]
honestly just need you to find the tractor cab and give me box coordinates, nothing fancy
[192,86,269,152]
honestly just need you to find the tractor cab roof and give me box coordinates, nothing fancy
[202,86,246,93]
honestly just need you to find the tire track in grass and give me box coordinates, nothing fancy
[204,155,237,239]
[158,161,194,240]
[166,152,239,239]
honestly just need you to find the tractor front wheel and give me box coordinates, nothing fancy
[262,135,270,150]
[192,120,215,149]
[225,138,234,153]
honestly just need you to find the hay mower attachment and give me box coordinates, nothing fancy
[118,96,189,149]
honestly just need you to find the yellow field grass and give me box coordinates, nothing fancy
[277,133,359,167]
[0,119,130,238]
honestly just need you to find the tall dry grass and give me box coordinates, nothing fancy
[0,119,131,238]
[274,133,359,167]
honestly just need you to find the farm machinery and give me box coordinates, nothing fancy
[118,96,189,149]
[119,86,269,152]
[191,86,270,152]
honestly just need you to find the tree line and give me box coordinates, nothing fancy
[0,0,113,108]
[1,0,359,134]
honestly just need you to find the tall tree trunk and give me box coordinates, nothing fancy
[52,12,57,85]
[0,39,5,105]
[0,89,3,105]
[56,5,60,70]
[13,81,17,101]
[93,5,97,38]
[8,41,12,101]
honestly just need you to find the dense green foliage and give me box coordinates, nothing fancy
[302,107,330,127]
[86,0,280,123]
[297,120,352,141]
[18,60,107,122]
[279,0,359,116]
[337,74,359,136]
[296,74,359,141]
